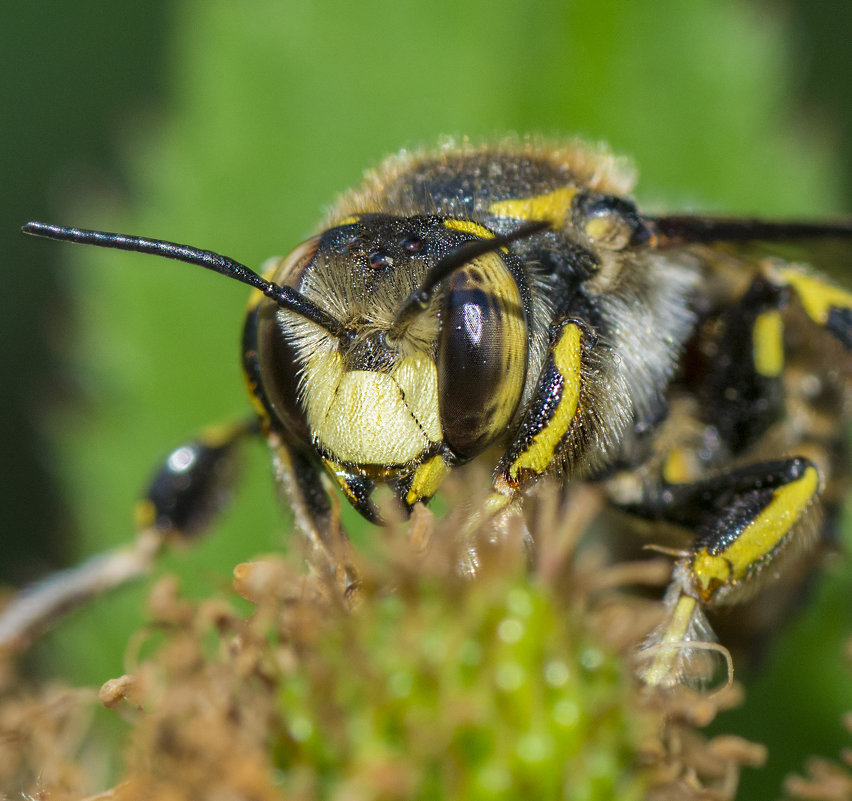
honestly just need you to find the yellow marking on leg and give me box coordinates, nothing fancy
[322,458,362,507]
[406,455,449,506]
[443,219,494,239]
[509,323,582,480]
[779,268,852,325]
[197,420,250,448]
[752,309,784,377]
[662,447,697,485]
[488,186,578,224]
[483,490,514,518]
[458,490,515,543]
[642,593,697,686]
[691,465,819,601]
[134,498,157,532]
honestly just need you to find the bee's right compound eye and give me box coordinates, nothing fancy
[437,251,528,461]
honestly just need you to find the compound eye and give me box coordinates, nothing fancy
[249,297,310,441]
[438,252,527,460]
[575,194,650,250]
[249,235,323,441]
[267,234,323,285]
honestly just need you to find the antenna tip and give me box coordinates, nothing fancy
[22,221,56,237]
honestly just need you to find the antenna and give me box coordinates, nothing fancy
[388,218,549,340]
[22,222,344,338]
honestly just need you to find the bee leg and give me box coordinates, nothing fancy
[319,458,383,523]
[394,455,451,514]
[696,275,787,453]
[0,419,255,652]
[696,267,852,460]
[496,319,591,490]
[627,456,822,686]
[136,418,256,539]
[456,319,593,577]
[770,263,852,351]
[266,431,358,592]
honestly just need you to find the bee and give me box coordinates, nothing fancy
[7,139,852,684]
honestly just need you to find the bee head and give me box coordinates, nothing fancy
[20,216,546,489]
[251,215,547,475]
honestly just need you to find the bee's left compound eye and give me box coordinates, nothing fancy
[438,252,528,460]
[247,236,324,442]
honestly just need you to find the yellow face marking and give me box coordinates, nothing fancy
[780,268,852,325]
[443,219,495,239]
[508,323,583,479]
[752,309,785,377]
[303,350,442,466]
[488,186,578,225]
[406,455,450,506]
[691,465,819,601]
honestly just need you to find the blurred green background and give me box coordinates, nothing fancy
[1,0,850,796]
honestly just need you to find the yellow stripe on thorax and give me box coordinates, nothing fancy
[443,219,495,239]
[508,323,583,480]
[752,309,784,377]
[691,465,819,600]
[780,268,852,325]
[488,186,578,224]
[335,215,361,226]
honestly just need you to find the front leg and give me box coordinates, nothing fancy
[0,418,257,650]
[266,429,357,591]
[458,317,629,575]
